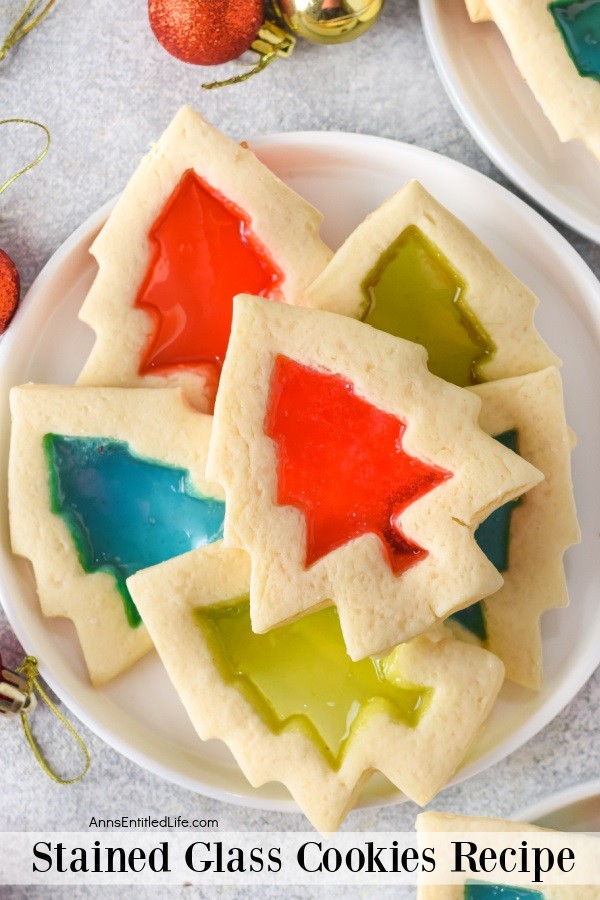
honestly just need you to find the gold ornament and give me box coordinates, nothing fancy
[275,0,384,45]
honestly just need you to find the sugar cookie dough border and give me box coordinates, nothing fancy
[471,1,600,160]
[417,812,599,899]
[77,105,333,412]
[454,368,579,690]
[207,295,543,660]
[465,0,491,22]
[9,385,223,685]
[128,543,505,833]
[305,180,559,383]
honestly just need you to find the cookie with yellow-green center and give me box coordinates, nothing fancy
[416,812,599,899]
[465,1,600,162]
[206,294,543,661]
[76,105,333,413]
[127,542,505,833]
[447,367,579,689]
[9,385,224,685]
[305,180,558,388]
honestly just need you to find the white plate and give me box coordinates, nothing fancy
[517,780,600,832]
[419,0,600,244]
[1,132,599,815]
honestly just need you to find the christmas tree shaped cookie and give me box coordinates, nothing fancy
[76,106,333,413]
[206,295,543,660]
[449,368,579,689]
[417,812,599,899]
[9,385,224,684]
[465,1,600,161]
[127,543,505,833]
[305,180,558,386]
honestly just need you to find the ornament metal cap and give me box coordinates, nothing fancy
[0,659,35,716]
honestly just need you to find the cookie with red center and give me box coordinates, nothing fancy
[206,295,543,660]
[77,106,332,413]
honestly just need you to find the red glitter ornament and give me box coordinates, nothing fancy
[0,248,20,334]
[148,0,265,65]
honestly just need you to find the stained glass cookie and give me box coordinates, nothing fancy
[206,294,543,660]
[8,385,224,684]
[466,1,600,161]
[76,105,333,413]
[449,368,579,689]
[417,812,599,899]
[127,543,505,833]
[305,180,558,387]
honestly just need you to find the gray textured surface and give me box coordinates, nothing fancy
[0,0,598,896]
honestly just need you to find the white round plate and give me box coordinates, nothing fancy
[516,780,600,832]
[0,132,599,815]
[419,0,600,244]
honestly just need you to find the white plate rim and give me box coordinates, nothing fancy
[515,779,600,827]
[418,0,600,245]
[0,129,599,814]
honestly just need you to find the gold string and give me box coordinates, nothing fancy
[202,49,279,90]
[0,118,50,196]
[17,656,90,785]
[0,0,56,63]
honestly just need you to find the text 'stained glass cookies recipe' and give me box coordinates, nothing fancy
[7,107,579,830]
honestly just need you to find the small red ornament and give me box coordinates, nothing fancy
[0,248,20,334]
[148,0,265,65]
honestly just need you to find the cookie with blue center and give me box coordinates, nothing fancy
[417,812,599,899]
[447,368,579,690]
[465,0,600,161]
[9,385,224,684]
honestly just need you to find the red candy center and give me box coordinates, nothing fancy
[135,168,283,381]
[265,355,452,574]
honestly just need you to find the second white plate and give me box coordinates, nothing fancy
[517,781,600,832]
[0,132,599,815]
[420,0,600,244]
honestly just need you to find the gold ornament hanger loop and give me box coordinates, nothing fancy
[0,118,50,197]
[13,656,91,786]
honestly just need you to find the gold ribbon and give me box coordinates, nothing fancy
[0,118,50,196]
[0,0,56,63]
[17,656,90,785]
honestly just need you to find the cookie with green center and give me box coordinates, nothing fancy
[127,543,505,833]
[305,181,558,387]
[9,385,224,684]
[448,368,579,689]
[465,1,600,161]
[76,105,333,414]
[206,294,543,660]
[417,812,599,899]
